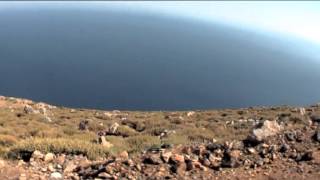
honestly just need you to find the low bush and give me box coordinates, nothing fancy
[9,138,110,160]
[126,135,161,153]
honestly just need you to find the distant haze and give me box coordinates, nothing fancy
[0,3,320,110]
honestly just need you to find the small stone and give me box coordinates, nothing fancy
[202,158,211,167]
[48,164,55,172]
[279,143,290,153]
[44,153,55,162]
[296,152,313,162]
[143,154,163,165]
[50,172,63,180]
[98,172,112,179]
[63,161,77,173]
[206,143,222,152]
[221,151,241,168]
[313,128,320,142]
[194,161,207,171]
[55,155,66,165]
[119,151,129,160]
[0,159,5,169]
[229,150,241,159]
[285,132,296,141]
[16,160,24,167]
[136,164,142,171]
[19,173,27,180]
[185,160,194,171]
[32,150,44,160]
[170,154,185,165]
[247,148,257,154]
[160,151,172,163]
[255,158,264,167]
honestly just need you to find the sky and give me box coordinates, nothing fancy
[107,1,320,46]
[1,1,320,46]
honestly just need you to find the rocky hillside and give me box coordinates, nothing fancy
[0,96,320,179]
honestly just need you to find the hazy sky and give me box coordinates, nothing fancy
[108,2,320,45]
[1,1,320,45]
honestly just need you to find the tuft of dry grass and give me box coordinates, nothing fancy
[0,134,18,147]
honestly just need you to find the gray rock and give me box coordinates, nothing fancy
[143,154,163,165]
[310,114,320,123]
[313,128,320,142]
[24,105,36,114]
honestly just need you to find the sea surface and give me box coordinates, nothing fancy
[1,4,320,110]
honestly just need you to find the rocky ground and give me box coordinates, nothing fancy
[0,96,320,179]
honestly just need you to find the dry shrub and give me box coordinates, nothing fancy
[161,134,189,145]
[125,135,161,153]
[0,134,18,147]
[9,138,110,160]
[117,125,138,137]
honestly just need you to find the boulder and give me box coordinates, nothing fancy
[248,120,282,142]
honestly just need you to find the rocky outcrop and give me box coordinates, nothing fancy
[247,120,282,143]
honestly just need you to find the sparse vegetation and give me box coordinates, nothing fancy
[0,96,313,161]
